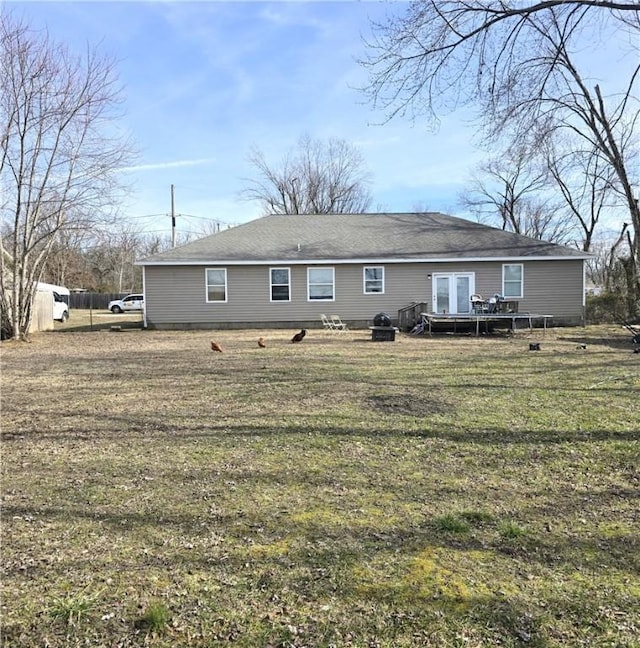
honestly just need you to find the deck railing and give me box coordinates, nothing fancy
[397,302,429,331]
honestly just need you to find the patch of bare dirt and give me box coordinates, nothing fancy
[367,391,452,416]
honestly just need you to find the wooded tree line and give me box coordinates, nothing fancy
[41,227,206,294]
[2,3,638,339]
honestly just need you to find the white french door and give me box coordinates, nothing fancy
[432,273,475,314]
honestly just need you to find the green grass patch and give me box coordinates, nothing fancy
[137,600,170,634]
[48,587,102,626]
[498,520,527,539]
[433,513,472,534]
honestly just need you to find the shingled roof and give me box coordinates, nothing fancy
[139,212,588,265]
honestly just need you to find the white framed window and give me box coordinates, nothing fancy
[502,264,523,298]
[270,267,291,302]
[307,267,334,301]
[206,268,227,302]
[364,266,384,294]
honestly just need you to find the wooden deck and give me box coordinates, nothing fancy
[420,312,554,336]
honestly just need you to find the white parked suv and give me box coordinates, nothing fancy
[108,293,144,313]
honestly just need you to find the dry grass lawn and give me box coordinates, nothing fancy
[1,316,639,647]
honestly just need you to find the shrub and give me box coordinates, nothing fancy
[586,292,634,324]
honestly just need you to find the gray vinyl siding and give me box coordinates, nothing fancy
[465,259,583,317]
[144,259,584,327]
[144,264,429,325]
[516,259,584,317]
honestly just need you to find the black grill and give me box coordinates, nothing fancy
[373,312,391,327]
[370,312,396,341]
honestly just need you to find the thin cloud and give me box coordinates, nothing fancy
[119,158,216,173]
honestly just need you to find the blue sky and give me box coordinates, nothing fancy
[7,1,637,240]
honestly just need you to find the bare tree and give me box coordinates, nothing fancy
[461,139,561,231]
[362,1,638,124]
[362,1,640,309]
[0,13,133,339]
[242,134,373,215]
[106,225,142,294]
[543,139,618,252]
[587,230,633,292]
[42,228,93,288]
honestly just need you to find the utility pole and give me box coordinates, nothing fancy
[171,184,176,248]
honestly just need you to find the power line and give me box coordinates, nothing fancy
[125,185,242,238]
[127,213,167,219]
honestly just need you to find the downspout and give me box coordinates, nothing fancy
[582,259,586,327]
[142,265,147,329]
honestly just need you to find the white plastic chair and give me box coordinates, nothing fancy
[331,315,348,332]
[320,314,336,332]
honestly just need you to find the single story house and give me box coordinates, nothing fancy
[137,212,590,330]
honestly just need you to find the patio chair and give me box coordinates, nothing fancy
[320,314,336,332]
[470,294,488,313]
[487,294,501,313]
[331,315,348,332]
